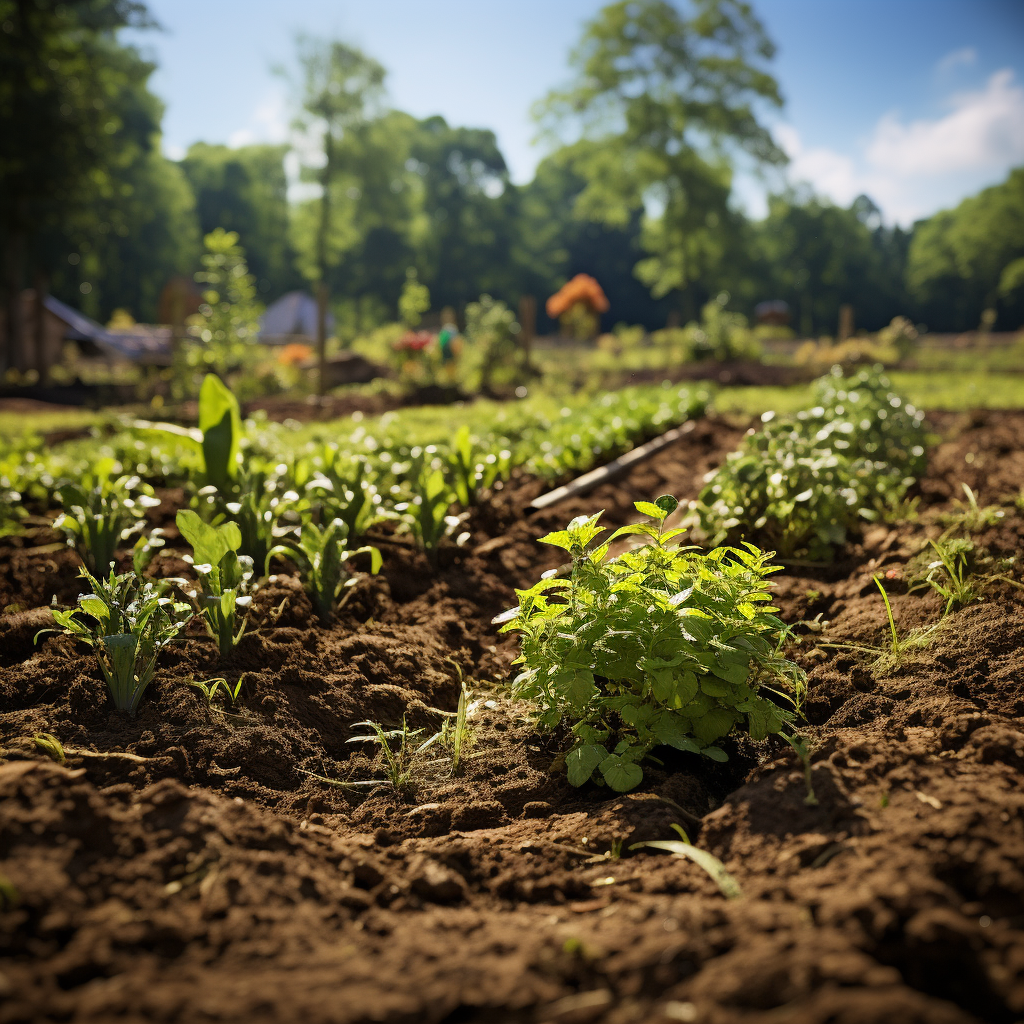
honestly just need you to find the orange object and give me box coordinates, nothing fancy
[277,342,314,366]
[546,274,609,319]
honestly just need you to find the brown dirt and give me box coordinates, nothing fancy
[2,411,1024,1023]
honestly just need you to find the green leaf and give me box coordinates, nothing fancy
[599,755,643,792]
[702,746,728,762]
[632,840,741,898]
[198,374,241,487]
[176,510,240,569]
[655,494,679,516]
[564,668,599,712]
[691,707,737,746]
[634,500,668,521]
[566,744,607,786]
[651,712,700,753]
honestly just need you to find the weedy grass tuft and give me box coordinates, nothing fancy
[497,495,804,792]
[346,717,430,792]
[46,568,192,713]
[939,483,1005,536]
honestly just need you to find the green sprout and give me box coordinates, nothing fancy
[176,511,253,658]
[188,675,247,708]
[47,568,192,713]
[346,718,429,792]
[402,465,457,567]
[939,483,1005,535]
[265,519,381,624]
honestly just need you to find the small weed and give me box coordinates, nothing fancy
[909,538,986,614]
[33,732,66,765]
[346,718,429,792]
[631,823,742,899]
[824,576,941,674]
[188,675,247,708]
[784,733,818,806]
[940,483,1005,535]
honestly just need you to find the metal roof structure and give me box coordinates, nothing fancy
[44,295,172,363]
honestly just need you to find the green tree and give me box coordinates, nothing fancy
[535,0,784,303]
[179,142,301,302]
[907,167,1024,331]
[0,0,183,369]
[290,37,386,393]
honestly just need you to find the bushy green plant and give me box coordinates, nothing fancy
[56,458,160,574]
[463,294,527,393]
[497,496,802,793]
[695,366,927,559]
[686,294,762,363]
[266,519,381,623]
[176,510,253,658]
[444,425,509,508]
[48,568,192,713]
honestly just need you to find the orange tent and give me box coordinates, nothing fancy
[546,274,609,319]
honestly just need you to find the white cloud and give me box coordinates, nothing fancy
[937,47,977,74]
[227,92,290,150]
[772,69,1024,224]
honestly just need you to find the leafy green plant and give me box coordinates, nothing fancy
[197,373,243,491]
[497,495,802,793]
[909,538,986,614]
[47,568,192,713]
[444,425,509,508]
[305,449,379,538]
[695,366,927,559]
[55,459,159,574]
[176,510,253,658]
[265,519,381,623]
[188,675,246,707]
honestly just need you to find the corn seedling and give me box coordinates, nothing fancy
[56,459,159,574]
[266,519,381,624]
[47,567,192,713]
[188,675,247,707]
[630,824,743,899]
[497,495,803,792]
[177,510,253,658]
[940,483,1005,535]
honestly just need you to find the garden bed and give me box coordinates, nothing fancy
[1,411,1023,1023]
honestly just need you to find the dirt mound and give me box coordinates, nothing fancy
[2,411,1024,1023]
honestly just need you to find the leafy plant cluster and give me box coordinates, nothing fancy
[499,496,803,793]
[694,365,927,559]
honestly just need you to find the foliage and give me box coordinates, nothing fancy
[695,366,927,559]
[188,675,246,708]
[266,519,381,623]
[534,0,784,298]
[498,496,801,793]
[398,267,430,328]
[403,466,457,566]
[56,459,159,574]
[180,230,264,385]
[48,567,192,713]
[444,425,509,508]
[462,294,527,394]
[938,483,1005,535]
[908,167,1024,331]
[176,510,253,658]
[346,718,427,792]
[878,316,919,360]
[686,293,762,363]
[198,372,242,489]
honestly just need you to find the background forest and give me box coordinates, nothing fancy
[2,0,1023,358]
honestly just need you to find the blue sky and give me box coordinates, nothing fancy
[127,0,1024,225]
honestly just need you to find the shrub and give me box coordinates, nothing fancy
[49,568,192,713]
[694,366,926,559]
[497,496,802,792]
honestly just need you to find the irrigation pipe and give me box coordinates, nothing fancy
[527,420,697,513]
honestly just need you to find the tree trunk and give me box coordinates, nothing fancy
[33,269,50,384]
[3,230,26,374]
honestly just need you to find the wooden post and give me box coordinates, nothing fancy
[33,272,49,384]
[518,295,536,363]
[316,280,328,399]
[838,304,854,341]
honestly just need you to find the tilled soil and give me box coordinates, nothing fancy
[1,411,1024,1023]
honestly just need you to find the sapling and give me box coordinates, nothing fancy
[47,567,192,713]
[497,495,804,792]
[265,519,381,624]
[176,510,253,658]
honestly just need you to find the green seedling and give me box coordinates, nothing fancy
[198,372,242,490]
[47,567,192,713]
[56,459,159,574]
[910,538,986,614]
[784,733,818,806]
[306,449,379,538]
[346,717,430,792]
[419,671,473,776]
[33,732,66,765]
[631,823,742,899]
[445,425,509,508]
[497,495,804,793]
[940,483,1004,535]
[403,465,457,566]
[176,510,253,658]
[824,576,940,674]
[188,675,246,707]
[266,519,381,624]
